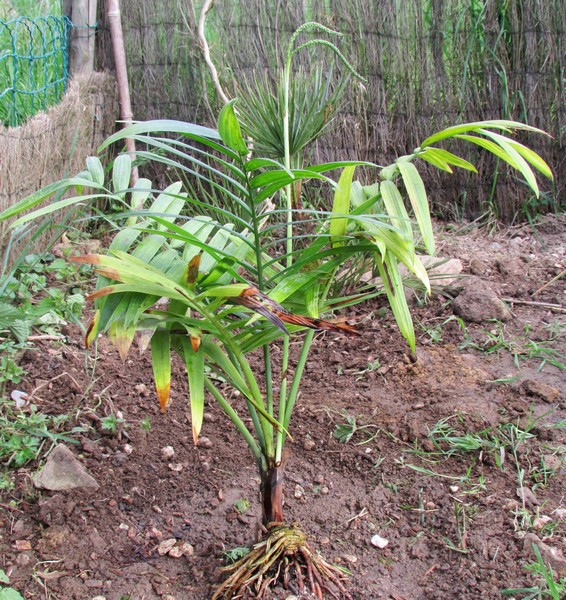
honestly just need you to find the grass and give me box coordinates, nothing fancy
[501,544,566,600]
[459,320,566,372]
[0,0,61,20]
[0,249,91,491]
[0,399,84,490]
[418,313,566,373]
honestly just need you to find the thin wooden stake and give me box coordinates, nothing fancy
[107,0,138,185]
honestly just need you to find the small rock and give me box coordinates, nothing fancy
[15,539,32,551]
[449,485,459,493]
[496,258,525,277]
[91,597,107,600]
[168,542,194,558]
[294,485,305,499]
[157,538,177,556]
[12,519,28,535]
[303,438,316,450]
[553,508,566,520]
[168,463,183,472]
[168,545,184,558]
[123,444,133,455]
[111,451,128,466]
[341,554,357,563]
[520,380,560,403]
[180,542,194,556]
[371,534,389,549]
[148,527,163,539]
[11,389,29,409]
[81,438,98,454]
[517,486,539,507]
[320,486,329,495]
[502,499,519,511]
[134,383,149,397]
[533,515,552,530]
[469,259,488,275]
[161,446,175,460]
[319,536,330,545]
[14,550,34,566]
[197,437,213,449]
[33,444,99,491]
[542,454,563,471]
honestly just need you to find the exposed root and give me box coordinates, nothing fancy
[212,523,352,600]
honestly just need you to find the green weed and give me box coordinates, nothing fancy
[223,547,251,564]
[460,321,565,372]
[0,395,85,495]
[333,414,380,445]
[501,543,566,600]
[101,413,125,434]
[0,568,25,599]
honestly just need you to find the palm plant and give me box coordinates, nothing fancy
[0,22,552,600]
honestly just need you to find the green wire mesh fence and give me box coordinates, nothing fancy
[0,16,71,127]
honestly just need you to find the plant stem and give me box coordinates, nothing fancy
[275,329,315,463]
[275,44,295,466]
[276,335,290,462]
[283,329,315,428]
[263,344,274,444]
[240,156,275,452]
[260,462,285,524]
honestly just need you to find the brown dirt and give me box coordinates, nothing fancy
[1,215,565,600]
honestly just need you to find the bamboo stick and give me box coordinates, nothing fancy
[107,0,138,185]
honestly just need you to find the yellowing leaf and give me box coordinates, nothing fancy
[181,337,205,445]
[151,328,171,411]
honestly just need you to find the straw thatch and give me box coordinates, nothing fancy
[94,0,564,221]
[0,71,118,264]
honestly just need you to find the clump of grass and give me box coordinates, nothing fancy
[501,543,566,600]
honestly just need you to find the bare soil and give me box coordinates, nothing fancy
[1,215,565,600]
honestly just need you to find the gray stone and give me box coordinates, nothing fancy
[33,444,99,491]
[452,277,511,323]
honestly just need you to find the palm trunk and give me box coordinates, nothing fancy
[260,463,285,525]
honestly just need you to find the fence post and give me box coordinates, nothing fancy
[65,0,97,77]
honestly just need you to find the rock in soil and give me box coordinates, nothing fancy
[33,444,99,491]
[452,276,511,323]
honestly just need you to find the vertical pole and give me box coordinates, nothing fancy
[67,0,97,77]
[107,0,138,184]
